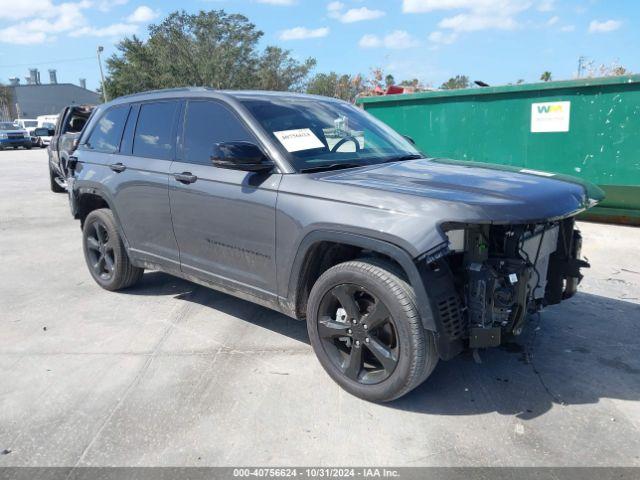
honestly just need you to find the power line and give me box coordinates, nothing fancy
[0,56,96,69]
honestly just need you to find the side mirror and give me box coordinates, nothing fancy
[211,141,273,173]
[34,127,49,137]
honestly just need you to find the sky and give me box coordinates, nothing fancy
[0,0,638,91]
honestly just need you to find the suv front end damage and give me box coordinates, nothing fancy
[424,217,588,357]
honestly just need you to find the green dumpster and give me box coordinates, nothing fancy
[357,75,640,224]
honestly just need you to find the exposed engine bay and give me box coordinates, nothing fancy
[438,217,588,351]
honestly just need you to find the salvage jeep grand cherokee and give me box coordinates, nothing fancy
[66,89,603,402]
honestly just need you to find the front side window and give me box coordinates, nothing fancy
[133,101,179,160]
[86,106,129,153]
[182,100,256,165]
[239,96,421,172]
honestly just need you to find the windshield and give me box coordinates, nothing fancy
[0,122,16,130]
[239,96,422,171]
[22,120,37,128]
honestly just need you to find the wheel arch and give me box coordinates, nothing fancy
[73,186,131,251]
[284,230,437,331]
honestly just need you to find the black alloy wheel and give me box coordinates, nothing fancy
[85,220,116,282]
[317,283,399,384]
[82,208,143,291]
[307,259,439,402]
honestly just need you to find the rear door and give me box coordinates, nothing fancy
[169,99,281,297]
[107,100,181,268]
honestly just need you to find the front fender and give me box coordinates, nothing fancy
[283,229,439,332]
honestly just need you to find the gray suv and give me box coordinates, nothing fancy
[67,88,603,402]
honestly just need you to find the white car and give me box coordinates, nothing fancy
[13,119,44,146]
[32,126,54,147]
[37,114,59,128]
[14,118,38,134]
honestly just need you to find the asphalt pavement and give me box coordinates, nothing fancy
[1,149,639,467]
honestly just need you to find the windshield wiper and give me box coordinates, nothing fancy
[381,154,424,163]
[299,162,365,173]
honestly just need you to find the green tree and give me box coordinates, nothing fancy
[540,71,552,82]
[104,10,316,97]
[257,46,316,91]
[385,74,395,87]
[440,75,469,90]
[399,78,419,88]
[306,72,364,102]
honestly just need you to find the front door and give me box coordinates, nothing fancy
[169,99,280,298]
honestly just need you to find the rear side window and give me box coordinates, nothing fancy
[182,100,256,165]
[133,101,179,160]
[86,106,129,153]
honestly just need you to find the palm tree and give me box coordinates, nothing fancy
[540,71,552,82]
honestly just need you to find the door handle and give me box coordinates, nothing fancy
[110,162,126,173]
[174,172,198,184]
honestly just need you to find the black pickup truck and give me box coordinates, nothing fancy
[48,105,94,192]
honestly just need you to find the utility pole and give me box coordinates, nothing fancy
[97,45,108,102]
[577,56,585,79]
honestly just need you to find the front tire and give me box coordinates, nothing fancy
[82,209,143,291]
[307,259,438,402]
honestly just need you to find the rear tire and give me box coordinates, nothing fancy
[49,165,66,193]
[307,259,438,402]
[82,208,143,291]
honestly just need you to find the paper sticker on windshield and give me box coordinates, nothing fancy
[273,128,324,152]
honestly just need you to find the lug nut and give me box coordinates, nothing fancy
[347,329,352,334]
[363,324,368,330]
[352,318,357,324]
[355,340,360,346]
[365,337,370,343]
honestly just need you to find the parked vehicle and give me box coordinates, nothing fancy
[13,119,45,147]
[14,118,38,134]
[0,122,32,150]
[47,105,94,192]
[37,114,59,128]
[66,89,603,402]
[33,126,54,148]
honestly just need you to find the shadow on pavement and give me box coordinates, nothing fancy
[126,271,310,344]
[125,273,640,420]
[394,292,640,419]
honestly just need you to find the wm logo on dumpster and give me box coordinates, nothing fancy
[537,104,565,114]
[531,101,571,133]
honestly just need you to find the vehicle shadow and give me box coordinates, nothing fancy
[394,292,640,420]
[126,272,640,420]
[127,271,310,344]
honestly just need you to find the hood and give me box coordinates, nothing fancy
[317,157,604,223]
